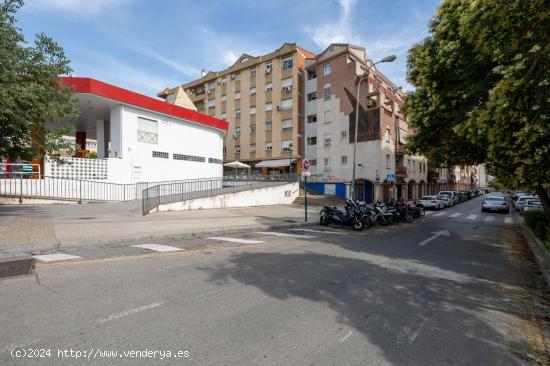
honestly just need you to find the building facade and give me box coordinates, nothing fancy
[304,44,427,202]
[159,43,315,175]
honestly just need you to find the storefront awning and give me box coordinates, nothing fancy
[255,159,296,168]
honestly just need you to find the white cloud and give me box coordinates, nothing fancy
[222,51,238,66]
[305,0,362,48]
[25,0,133,15]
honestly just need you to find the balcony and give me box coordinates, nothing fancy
[395,143,405,155]
[396,166,407,177]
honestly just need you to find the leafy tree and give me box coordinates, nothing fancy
[0,0,78,162]
[403,0,550,221]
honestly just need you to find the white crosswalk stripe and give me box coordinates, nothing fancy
[255,231,316,238]
[33,253,82,262]
[449,213,462,218]
[424,211,435,216]
[504,216,513,224]
[483,216,495,222]
[132,244,183,252]
[433,212,446,217]
[466,214,478,220]
[289,228,345,235]
[207,237,265,244]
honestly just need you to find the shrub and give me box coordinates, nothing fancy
[534,221,548,240]
[524,211,547,231]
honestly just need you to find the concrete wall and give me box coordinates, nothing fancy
[157,182,299,211]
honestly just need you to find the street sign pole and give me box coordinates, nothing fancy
[301,159,311,224]
[304,175,308,223]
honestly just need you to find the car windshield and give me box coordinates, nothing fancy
[518,196,535,202]
[527,200,541,206]
[486,196,505,201]
[421,196,435,200]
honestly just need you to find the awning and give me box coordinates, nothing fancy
[255,159,296,168]
[223,161,251,169]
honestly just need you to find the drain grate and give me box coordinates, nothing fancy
[0,259,35,279]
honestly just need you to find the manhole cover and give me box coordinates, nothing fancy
[0,259,35,279]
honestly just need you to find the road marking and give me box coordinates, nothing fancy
[206,237,265,244]
[132,244,183,252]
[33,253,82,262]
[483,216,495,222]
[289,228,345,235]
[424,211,435,216]
[97,302,164,324]
[449,213,462,218]
[339,331,353,342]
[433,212,446,217]
[418,230,450,246]
[504,216,513,224]
[255,232,316,238]
[466,214,478,220]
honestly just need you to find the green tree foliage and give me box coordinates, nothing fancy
[0,0,78,161]
[403,0,550,221]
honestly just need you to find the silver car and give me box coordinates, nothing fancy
[481,195,509,213]
[515,196,536,212]
[418,195,445,210]
[521,199,542,215]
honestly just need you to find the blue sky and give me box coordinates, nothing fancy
[18,0,441,97]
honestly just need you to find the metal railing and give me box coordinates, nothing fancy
[142,174,298,215]
[0,174,223,203]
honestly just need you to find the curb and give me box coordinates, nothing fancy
[520,222,550,288]
[0,221,313,258]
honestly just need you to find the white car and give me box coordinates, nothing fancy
[438,191,459,205]
[437,195,452,207]
[515,195,537,212]
[522,199,542,214]
[418,195,445,210]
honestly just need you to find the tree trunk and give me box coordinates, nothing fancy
[534,185,550,223]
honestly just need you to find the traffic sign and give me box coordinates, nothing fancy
[302,159,311,172]
[386,173,395,182]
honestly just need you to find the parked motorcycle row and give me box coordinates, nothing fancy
[319,198,425,231]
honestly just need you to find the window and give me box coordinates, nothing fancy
[250,106,256,115]
[413,161,416,172]
[235,109,241,117]
[281,98,293,110]
[250,68,256,77]
[367,93,378,109]
[323,64,332,76]
[250,87,256,96]
[341,130,348,139]
[265,102,272,111]
[282,119,293,132]
[310,159,317,166]
[282,78,293,92]
[173,153,205,162]
[208,99,216,108]
[282,56,293,69]
[223,146,227,155]
[324,133,332,145]
[250,124,256,133]
[235,145,241,153]
[386,154,391,169]
[266,142,273,150]
[307,137,317,145]
[265,82,273,92]
[282,140,293,151]
[207,82,215,91]
[265,121,272,131]
[266,62,273,73]
[233,73,241,81]
[340,156,348,165]
[307,92,317,101]
[307,70,317,80]
[208,158,223,164]
[221,95,227,103]
[137,117,158,144]
[323,86,332,101]
[385,128,391,142]
[152,151,169,159]
[307,114,317,123]
[219,77,227,85]
[234,128,241,137]
[324,157,331,167]
[221,112,227,120]
[250,143,256,152]
[235,91,241,100]
[324,111,332,123]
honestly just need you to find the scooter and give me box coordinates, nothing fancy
[356,201,375,228]
[320,199,364,231]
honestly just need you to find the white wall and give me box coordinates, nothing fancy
[156,182,299,211]
[110,104,224,184]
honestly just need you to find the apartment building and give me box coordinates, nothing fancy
[304,44,427,202]
[159,43,315,175]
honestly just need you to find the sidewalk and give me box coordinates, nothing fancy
[0,201,318,257]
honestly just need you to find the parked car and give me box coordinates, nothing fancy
[439,191,459,205]
[418,195,445,210]
[481,195,509,213]
[438,195,453,207]
[515,195,537,212]
[512,191,530,207]
[522,199,542,214]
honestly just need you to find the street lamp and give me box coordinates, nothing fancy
[288,142,294,175]
[351,54,396,200]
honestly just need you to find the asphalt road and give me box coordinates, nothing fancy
[1,196,549,365]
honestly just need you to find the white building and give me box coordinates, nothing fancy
[44,77,228,184]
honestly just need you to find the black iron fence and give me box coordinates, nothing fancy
[142,174,298,215]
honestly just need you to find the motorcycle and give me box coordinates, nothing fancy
[356,201,376,228]
[373,201,396,225]
[320,199,364,231]
[407,202,425,218]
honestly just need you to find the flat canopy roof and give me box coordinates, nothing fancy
[62,77,228,132]
[255,159,297,168]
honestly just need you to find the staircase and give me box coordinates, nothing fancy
[292,194,344,207]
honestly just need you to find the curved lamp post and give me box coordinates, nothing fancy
[351,55,396,200]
